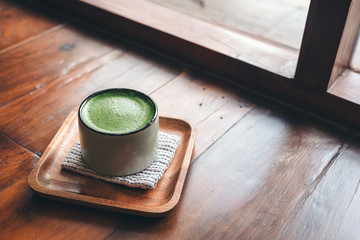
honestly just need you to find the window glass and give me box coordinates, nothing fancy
[148,0,310,50]
[350,29,360,72]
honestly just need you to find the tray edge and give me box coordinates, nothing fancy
[28,110,196,217]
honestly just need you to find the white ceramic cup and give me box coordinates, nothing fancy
[78,88,159,176]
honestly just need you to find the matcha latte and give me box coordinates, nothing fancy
[80,89,156,134]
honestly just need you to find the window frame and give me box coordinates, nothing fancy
[38,0,360,131]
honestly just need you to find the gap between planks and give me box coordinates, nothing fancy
[0,24,65,55]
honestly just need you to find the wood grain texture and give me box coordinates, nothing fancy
[277,136,360,240]
[28,111,196,217]
[0,48,178,153]
[0,1,59,51]
[105,104,349,240]
[194,93,256,158]
[0,24,115,107]
[151,72,245,124]
[0,178,120,240]
[0,133,38,191]
[1,0,360,239]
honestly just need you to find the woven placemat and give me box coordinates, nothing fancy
[61,132,180,189]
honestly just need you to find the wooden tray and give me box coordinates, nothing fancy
[28,108,196,217]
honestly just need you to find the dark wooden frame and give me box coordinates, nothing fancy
[35,0,360,131]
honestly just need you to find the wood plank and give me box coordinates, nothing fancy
[0,24,115,107]
[0,178,119,239]
[0,69,255,239]
[105,104,349,240]
[1,100,349,240]
[0,72,254,237]
[0,48,180,154]
[194,91,256,158]
[99,49,180,91]
[0,133,37,191]
[0,50,123,154]
[277,136,360,239]
[150,72,257,159]
[2,1,360,239]
[0,1,59,51]
[151,72,242,124]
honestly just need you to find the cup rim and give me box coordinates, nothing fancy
[78,88,158,136]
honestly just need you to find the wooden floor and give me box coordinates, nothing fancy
[1,1,360,239]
